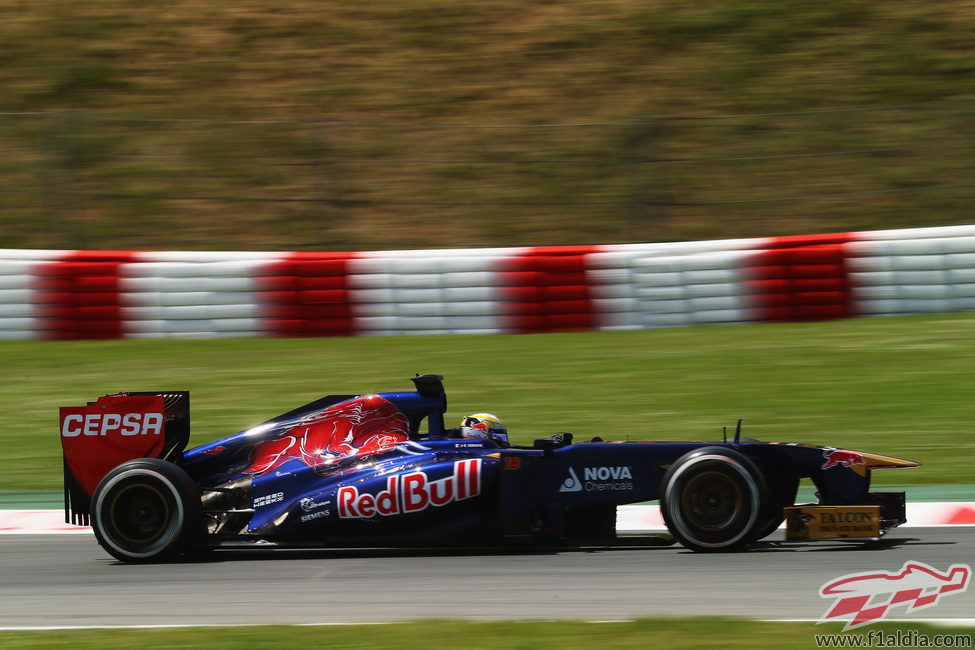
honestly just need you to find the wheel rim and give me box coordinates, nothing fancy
[663,452,763,550]
[108,483,171,545]
[680,470,744,531]
[94,466,187,559]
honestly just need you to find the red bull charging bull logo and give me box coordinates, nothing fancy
[821,447,866,470]
[245,394,409,476]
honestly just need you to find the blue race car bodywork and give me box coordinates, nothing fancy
[60,374,919,562]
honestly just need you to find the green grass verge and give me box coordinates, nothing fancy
[0,620,971,649]
[3,314,975,491]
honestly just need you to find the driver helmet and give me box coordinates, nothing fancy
[459,413,509,447]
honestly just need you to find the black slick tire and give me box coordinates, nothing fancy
[90,458,201,563]
[660,446,768,552]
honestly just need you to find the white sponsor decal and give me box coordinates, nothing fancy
[299,497,330,512]
[254,491,284,508]
[559,467,582,492]
[60,412,164,438]
[560,466,634,492]
[338,459,481,519]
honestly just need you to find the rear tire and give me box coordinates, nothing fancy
[91,458,201,563]
[661,447,767,552]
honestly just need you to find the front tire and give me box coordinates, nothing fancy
[91,458,201,563]
[751,476,799,542]
[661,447,768,552]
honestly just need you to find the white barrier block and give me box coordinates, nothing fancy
[853,284,899,300]
[596,311,644,329]
[644,312,692,327]
[592,297,641,314]
[125,291,253,307]
[442,286,496,302]
[633,258,685,273]
[637,286,687,301]
[0,261,42,276]
[854,299,906,315]
[859,225,975,241]
[0,304,34,318]
[691,308,749,324]
[889,254,951,271]
[349,287,394,303]
[847,254,893,272]
[138,252,282,263]
[442,301,501,317]
[642,298,687,314]
[0,289,34,305]
[941,236,975,254]
[689,295,747,311]
[945,296,975,311]
[948,283,975,298]
[632,271,683,287]
[0,331,38,340]
[119,276,259,293]
[891,298,951,313]
[889,269,947,285]
[681,268,742,285]
[0,317,37,331]
[590,283,636,300]
[586,251,645,269]
[0,249,66,260]
[946,267,975,283]
[419,271,490,289]
[605,237,764,256]
[211,318,266,333]
[398,302,446,318]
[894,285,950,300]
[587,268,634,284]
[849,270,897,286]
[355,316,405,331]
[346,273,383,290]
[0,275,36,291]
[683,282,741,299]
[121,261,262,278]
[380,288,442,303]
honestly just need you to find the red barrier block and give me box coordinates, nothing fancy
[746,234,858,323]
[261,253,358,337]
[497,285,540,303]
[299,289,352,305]
[498,247,597,333]
[297,275,351,291]
[35,252,135,339]
[540,285,590,302]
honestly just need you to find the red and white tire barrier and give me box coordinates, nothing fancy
[3,224,975,339]
[2,502,973,535]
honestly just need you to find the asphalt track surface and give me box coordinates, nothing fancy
[2,528,973,629]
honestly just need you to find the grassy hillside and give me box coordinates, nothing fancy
[4,313,975,491]
[1,1,973,251]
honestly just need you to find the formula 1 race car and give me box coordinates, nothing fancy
[59,375,919,563]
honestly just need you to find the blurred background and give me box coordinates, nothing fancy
[1,1,973,252]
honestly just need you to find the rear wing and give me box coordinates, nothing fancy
[59,391,190,525]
